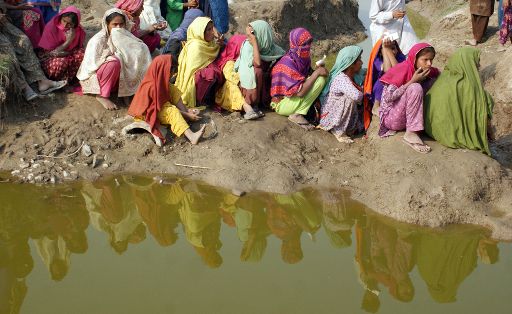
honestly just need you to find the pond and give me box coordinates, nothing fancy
[1,175,511,314]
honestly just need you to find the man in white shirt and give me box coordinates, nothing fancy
[369,0,418,55]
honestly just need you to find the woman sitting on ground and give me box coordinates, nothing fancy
[127,55,205,146]
[4,0,45,48]
[175,16,223,108]
[77,8,152,110]
[0,0,66,101]
[270,28,328,130]
[217,20,285,120]
[115,0,165,53]
[424,47,494,155]
[318,46,364,143]
[38,6,85,84]
[162,8,204,58]
[362,37,406,130]
[378,43,440,153]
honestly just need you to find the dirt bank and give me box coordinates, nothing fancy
[1,0,511,240]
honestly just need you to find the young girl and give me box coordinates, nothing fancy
[378,43,440,153]
[319,46,364,143]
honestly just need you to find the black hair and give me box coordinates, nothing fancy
[105,12,126,26]
[417,46,436,58]
[60,12,79,27]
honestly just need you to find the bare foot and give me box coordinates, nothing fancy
[288,114,314,130]
[185,124,206,145]
[464,39,477,46]
[96,96,118,110]
[334,133,354,143]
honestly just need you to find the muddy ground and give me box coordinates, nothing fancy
[1,0,512,239]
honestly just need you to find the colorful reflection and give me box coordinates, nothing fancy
[0,176,502,313]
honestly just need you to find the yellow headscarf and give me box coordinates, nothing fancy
[175,17,220,108]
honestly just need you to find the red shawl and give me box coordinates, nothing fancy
[38,6,85,51]
[213,34,247,70]
[379,42,440,88]
[127,55,172,142]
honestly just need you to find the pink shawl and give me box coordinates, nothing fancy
[213,34,247,70]
[379,43,440,88]
[114,0,143,15]
[38,6,85,51]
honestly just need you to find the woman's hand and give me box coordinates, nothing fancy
[392,10,406,19]
[185,0,198,8]
[382,37,393,49]
[411,67,430,83]
[65,28,76,41]
[313,66,329,77]
[182,108,201,121]
[153,21,167,31]
[246,25,257,45]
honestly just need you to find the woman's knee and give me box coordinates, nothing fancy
[406,82,423,94]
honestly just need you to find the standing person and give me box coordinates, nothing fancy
[499,0,504,30]
[26,0,60,23]
[466,0,494,46]
[0,0,67,101]
[4,0,45,47]
[77,8,152,110]
[115,0,166,53]
[165,0,198,31]
[38,6,85,83]
[318,46,364,143]
[161,8,204,57]
[270,28,328,130]
[499,0,512,48]
[378,43,440,153]
[198,0,229,35]
[369,0,418,55]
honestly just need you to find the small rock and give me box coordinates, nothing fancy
[102,163,109,168]
[19,163,30,169]
[63,171,69,178]
[82,144,93,157]
[32,163,40,169]
[19,158,25,162]
[34,175,43,182]
[91,155,98,168]
[11,170,20,175]
[50,176,56,184]
[33,143,39,148]
[108,130,116,138]
[85,15,94,21]
[27,173,34,181]
[232,189,246,197]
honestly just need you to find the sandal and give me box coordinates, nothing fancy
[244,110,260,120]
[402,137,431,154]
[24,87,39,101]
[40,80,67,95]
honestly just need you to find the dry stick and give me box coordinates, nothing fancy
[36,141,85,159]
[174,163,212,170]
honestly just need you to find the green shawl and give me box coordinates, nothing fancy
[424,47,493,155]
[320,45,364,100]
[234,20,285,89]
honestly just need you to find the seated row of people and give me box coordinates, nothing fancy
[2,1,493,156]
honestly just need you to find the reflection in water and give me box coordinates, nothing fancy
[0,176,503,313]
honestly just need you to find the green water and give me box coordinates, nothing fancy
[1,175,511,314]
